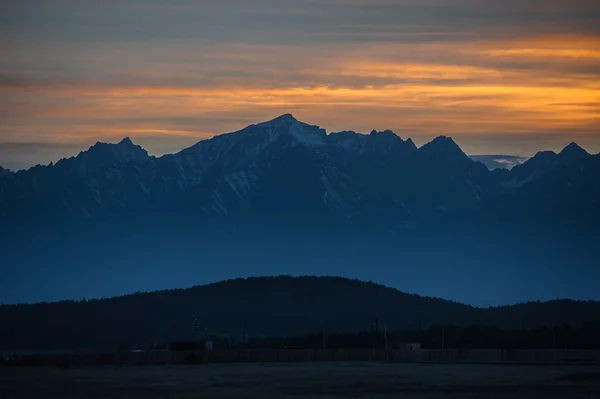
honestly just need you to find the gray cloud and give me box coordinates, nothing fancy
[2,1,599,46]
[0,141,88,170]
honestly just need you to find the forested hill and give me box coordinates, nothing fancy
[1,276,599,351]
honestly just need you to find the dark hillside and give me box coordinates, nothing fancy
[1,276,599,351]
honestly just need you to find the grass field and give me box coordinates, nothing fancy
[2,362,600,398]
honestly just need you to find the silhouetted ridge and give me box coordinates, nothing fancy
[369,129,397,138]
[84,137,148,160]
[558,142,589,161]
[0,166,11,178]
[520,150,556,167]
[36,137,151,181]
[417,136,468,161]
[1,114,597,226]
[251,113,303,129]
[118,137,135,146]
[269,113,297,122]
[1,275,599,350]
[503,142,592,188]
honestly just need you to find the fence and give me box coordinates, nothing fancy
[5,348,600,368]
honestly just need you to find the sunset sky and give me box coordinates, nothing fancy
[1,0,599,170]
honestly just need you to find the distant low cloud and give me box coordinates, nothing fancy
[469,155,528,170]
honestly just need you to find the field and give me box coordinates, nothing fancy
[2,362,600,398]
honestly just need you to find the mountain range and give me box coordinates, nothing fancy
[1,114,595,226]
[0,114,598,306]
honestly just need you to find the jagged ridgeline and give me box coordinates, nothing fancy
[1,114,596,225]
[0,114,599,305]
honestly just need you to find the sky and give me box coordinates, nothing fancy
[1,0,599,170]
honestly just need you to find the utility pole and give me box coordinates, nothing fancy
[375,317,379,349]
[371,318,378,356]
[417,306,423,344]
[242,320,247,345]
[441,326,445,352]
[323,328,327,349]
[552,329,556,361]
[384,322,389,358]
[192,317,206,341]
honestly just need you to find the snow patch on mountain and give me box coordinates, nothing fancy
[255,114,327,146]
[224,171,256,200]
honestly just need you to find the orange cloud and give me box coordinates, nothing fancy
[1,33,599,157]
[481,49,600,59]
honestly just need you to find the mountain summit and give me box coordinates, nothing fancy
[252,113,327,145]
[504,142,592,187]
[266,113,297,123]
[82,137,149,164]
[558,142,589,162]
[417,136,468,162]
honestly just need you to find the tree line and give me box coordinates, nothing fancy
[2,276,600,351]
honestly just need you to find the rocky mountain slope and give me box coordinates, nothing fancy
[1,114,598,305]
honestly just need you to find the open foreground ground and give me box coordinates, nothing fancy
[2,362,600,398]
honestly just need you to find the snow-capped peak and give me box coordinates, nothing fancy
[250,114,326,146]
